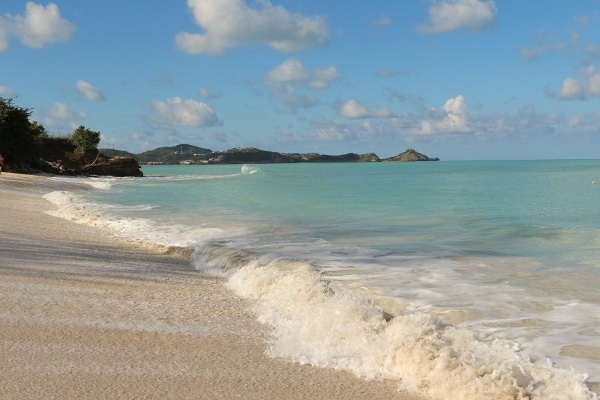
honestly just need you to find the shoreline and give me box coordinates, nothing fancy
[0,172,420,399]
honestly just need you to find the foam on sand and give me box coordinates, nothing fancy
[0,172,414,400]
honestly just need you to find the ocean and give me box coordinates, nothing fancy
[43,160,599,399]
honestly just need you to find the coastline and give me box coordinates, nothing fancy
[0,172,420,400]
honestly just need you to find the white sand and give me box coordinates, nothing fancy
[0,172,423,399]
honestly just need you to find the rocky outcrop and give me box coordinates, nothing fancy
[84,156,143,177]
[33,137,143,177]
[37,154,143,177]
[384,149,439,162]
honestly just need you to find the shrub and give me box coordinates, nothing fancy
[0,97,48,161]
[71,125,100,153]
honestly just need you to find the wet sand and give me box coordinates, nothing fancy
[0,173,422,399]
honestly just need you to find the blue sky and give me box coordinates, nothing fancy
[1,0,600,160]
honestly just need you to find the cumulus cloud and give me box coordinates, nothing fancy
[76,80,105,101]
[557,78,584,100]
[311,65,338,89]
[47,102,87,120]
[42,102,87,129]
[176,0,328,55]
[267,59,310,83]
[0,84,16,97]
[339,100,393,119]
[0,2,76,51]
[269,83,319,113]
[152,97,218,126]
[310,118,351,141]
[307,95,573,149]
[555,66,600,100]
[566,113,600,135]
[416,95,471,135]
[266,59,338,89]
[265,59,336,113]
[198,86,221,99]
[417,0,497,33]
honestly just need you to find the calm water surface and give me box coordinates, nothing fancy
[45,160,600,399]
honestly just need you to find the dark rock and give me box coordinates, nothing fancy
[32,137,143,177]
[84,156,143,177]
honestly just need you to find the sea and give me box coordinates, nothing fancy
[42,160,599,399]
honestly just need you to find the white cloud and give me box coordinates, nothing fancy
[566,113,600,135]
[555,66,600,100]
[266,59,338,89]
[46,102,87,120]
[416,95,470,135]
[0,84,16,97]
[306,96,574,150]
[267,59,310,83]
[417,0,497,33]
[518,31,578,61]
[269,83,319,113]
[557,78,584,100]
[76,80,105,101]
[376,68,399,78]
[311,119,350,141]
[176,0,328,55]
[0,28,9,52]
[339,100,393,119]
[372,15,392,28]
[310,65,338,89]
[0,2,76,51]
[588,69,600,95]
[42,102,87,129]
[519,41,568,61]
[152,97,218,126]
[198,86,221,99]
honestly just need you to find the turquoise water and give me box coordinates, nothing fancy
[45,160,600,399]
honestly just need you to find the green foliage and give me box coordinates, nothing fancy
[0,97,48,161]
[135,144,212,164]
[98,148,135,158]
[71,125,101,153]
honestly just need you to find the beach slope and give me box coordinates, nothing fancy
[0,173,419,399]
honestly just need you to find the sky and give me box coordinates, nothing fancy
[1,0,600,160]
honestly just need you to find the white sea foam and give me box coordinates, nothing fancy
[49,176,114,190]
[84,178,113,190]
[219,253,598,400]
[143,165,258,181]
[241,164,259,175]
[43,190,243,248]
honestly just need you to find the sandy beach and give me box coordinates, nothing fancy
[0,172,421,400]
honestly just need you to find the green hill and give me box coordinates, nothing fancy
[102,143,437,165]
[135,144,212,164]
[98,148,136,158]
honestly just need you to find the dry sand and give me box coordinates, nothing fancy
[0,172,422,400]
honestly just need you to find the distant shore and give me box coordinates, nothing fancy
[0,172,421,399]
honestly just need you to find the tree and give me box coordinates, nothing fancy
[0,97,48,161]
[71,125,101,153]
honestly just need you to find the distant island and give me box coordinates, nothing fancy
[100,144,440,166]
[6,140,439,178]
[1,97,438,177]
